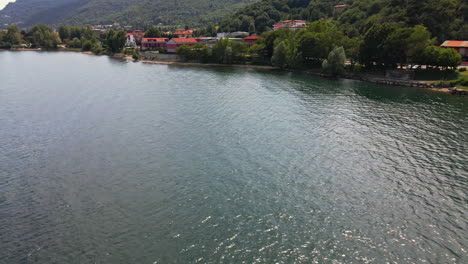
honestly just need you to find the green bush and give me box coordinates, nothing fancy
[132,50,140,61]
[81,40,93,51]
[459,68,466,72]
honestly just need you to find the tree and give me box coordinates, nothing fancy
[70,37,82,48]
[81,40,93,51]
[359,23,398,67]
[271,41,288,69]
[91,42,103,55]
[106,30,127,53]
[144,26,162,38]
[421,46,461,69]
[405,25,433,64]
[438,48,462,70]
[211,39,247,64]
[80,26,98,43]
[4,25,23,45]
[29,24,60,48]
[322,46,346,76]
[58,25,70,41]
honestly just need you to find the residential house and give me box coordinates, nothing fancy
[141,38,169,50]
[441,40,468,65]
[273,20,307,31]
[175,29,194,38]
[132,30,145,43]
[166,38,200,53]
[126,32,136,47]
[243,35,261,47]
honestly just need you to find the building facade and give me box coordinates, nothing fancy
[166,38,200,53]
[141,38,169,50]
[441,40,468,65]
[273,20,307,31]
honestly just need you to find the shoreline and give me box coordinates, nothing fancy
[3,48,465,95]
[133,56,465,95]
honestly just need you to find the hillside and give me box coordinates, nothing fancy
[0,0,256,28]
[218,0,468,42]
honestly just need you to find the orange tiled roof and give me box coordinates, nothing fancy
[244,35,261,40]
[142,38,168,42]
[170,38,199,43]
[441,40,468,48]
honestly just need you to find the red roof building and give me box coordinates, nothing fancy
[127,30,145,43]
[441,40,468,65]
[167,38,200,53]
[141,38,169,50]
[243,35,261,46]
[175,29,194,38]
[273,20,307,31]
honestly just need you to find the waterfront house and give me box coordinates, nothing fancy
[126,32,136,47]
[166,38,200,53]
[440,40,468,65]
[141,38,169,50]
[243,35,261,47]
[273,20,307,31]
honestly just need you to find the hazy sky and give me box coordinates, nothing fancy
[0,0,15,10]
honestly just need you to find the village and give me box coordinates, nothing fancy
[122,20,308,53]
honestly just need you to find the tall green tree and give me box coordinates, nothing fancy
[29,24,60,48]
[4,25,23,45]
[271,41,288,69]
[58,25,70,41]
[106,30,126,53]
[322,46,346,76]
[144,26,162,38]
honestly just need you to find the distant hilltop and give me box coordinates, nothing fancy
[0,0,256,28]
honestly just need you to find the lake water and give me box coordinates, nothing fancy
[0,51,467,263]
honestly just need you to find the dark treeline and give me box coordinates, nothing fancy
[0,24,127,54]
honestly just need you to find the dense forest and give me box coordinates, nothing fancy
[0,0,256,28]
[218,0,468,42]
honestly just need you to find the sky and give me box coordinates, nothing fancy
[0,0,15,10]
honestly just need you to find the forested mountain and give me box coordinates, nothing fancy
[0,0,256,28]
[219,0,468,42]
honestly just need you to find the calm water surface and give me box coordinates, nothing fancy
[0,51,467,263]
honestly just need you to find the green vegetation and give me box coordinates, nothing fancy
[144,27,162,38]
[322,46,346,76]
[176,39,247,64]
[218,0,468,41]
[0,0,257,28]
[105,30,127,53]
[29,24,61,48]
[178,19,463,84]
[0,24,126,54]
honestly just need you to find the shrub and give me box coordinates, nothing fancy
[132,50,140,61]
[81,40,93,51]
